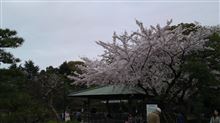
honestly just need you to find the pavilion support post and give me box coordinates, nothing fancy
[128,97,132,114]
[106,99,109,113]
[105,99,110,123]
[87,98,90,123]
[142,97,146,121]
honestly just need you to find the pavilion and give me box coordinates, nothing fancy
[68,85,147,123]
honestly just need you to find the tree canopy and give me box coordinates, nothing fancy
[73,20,220,105]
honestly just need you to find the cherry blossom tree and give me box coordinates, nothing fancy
[72,20,219,104]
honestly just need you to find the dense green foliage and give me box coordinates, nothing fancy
[0,65,50,123]
[184,33,220,117]
[0,61,84,123]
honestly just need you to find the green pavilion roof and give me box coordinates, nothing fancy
[68,85,146,98]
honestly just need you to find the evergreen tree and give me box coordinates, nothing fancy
[0,29,24,65]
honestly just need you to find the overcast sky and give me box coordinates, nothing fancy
[1,0,219,69]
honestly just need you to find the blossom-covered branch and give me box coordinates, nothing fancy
[72,20,218,102]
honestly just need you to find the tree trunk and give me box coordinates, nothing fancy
[49,97,61,123]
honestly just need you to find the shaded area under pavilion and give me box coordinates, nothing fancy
[68,85,147,123]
